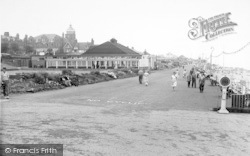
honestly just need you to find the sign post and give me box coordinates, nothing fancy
[218,76,231,114]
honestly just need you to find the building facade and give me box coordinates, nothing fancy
[45,38,142,69]
[1,25,94,55]
[138,50,157,69]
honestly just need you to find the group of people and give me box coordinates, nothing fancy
[187,68,206,93]
[171,67,207,93]
[1,66,208,99]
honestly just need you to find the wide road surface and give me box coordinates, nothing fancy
[1,67,250,156]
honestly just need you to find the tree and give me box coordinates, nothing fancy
[1,42,9,53]
[56,45,64,53]
[11,42,19,53]
[24,45,34,53]
[46,48,54,55]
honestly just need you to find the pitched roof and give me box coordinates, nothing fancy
[143,51,150,55]
[78,42,92,51]
[83,41,141,56]
[63,38,77,49]
[34,34,61,41]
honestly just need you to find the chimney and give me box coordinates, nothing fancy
[91,38,94,45]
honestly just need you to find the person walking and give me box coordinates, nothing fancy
[175,69,179,79]
[199,73,206,93]
[143,70,149,86]
[1,67,10,99]
[186,72,192,88]
[171,72,177,91]
[138,69,144,84]
[183,69,187,78]
[191,71,197,88]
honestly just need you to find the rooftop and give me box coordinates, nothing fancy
[83,39,141,56]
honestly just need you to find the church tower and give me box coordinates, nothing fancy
[65,24,76,41]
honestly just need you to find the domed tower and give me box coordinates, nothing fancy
[65,24,76,41]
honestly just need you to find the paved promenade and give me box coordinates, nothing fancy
[1,68,250,156]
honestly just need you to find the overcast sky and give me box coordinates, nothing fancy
[1,0,250,69]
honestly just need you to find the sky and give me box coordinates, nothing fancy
[1,0,250,69]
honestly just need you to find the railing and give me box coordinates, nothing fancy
[231,94,250,108]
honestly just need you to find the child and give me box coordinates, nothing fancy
[143,70,149,86]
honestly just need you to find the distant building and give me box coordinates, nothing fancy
[138,50,157,69]
[45,38,142,69]
[34,25,94,54]
[1,25,94,55]
[34,34,62,54]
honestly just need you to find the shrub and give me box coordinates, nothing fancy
[78,77,87,85]
[130,68,139,74]
[39,72,49,79]
[86,78,95,84]
[104,75,112,81]
[120,68,130,74]
[34,73,46,84]
[62,69,73,75]
[22,73,36,80]
[47,73,60,81]
[90,70,101,75]
[70,76,79,86]
[117,71,126,78]
[9,74,23,80]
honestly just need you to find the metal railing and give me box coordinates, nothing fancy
[231,94,250,108]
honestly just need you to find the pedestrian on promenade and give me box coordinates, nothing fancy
[199,73,206,93]
[143,70,149,86]
[190,67,194,75]
[175,69,179,79]
[186,72,192,87]
[1,67,10,99]
[138,69,144,84]
[183,69,187,78]
[171,72,177,91]
[191,71,197,88]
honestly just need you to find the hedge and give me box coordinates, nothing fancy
[1,69,138,95]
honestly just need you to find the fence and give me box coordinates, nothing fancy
[231,94,250,108]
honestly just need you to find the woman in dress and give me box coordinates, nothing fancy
[143,70,149,86]
[172,72,177,91]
